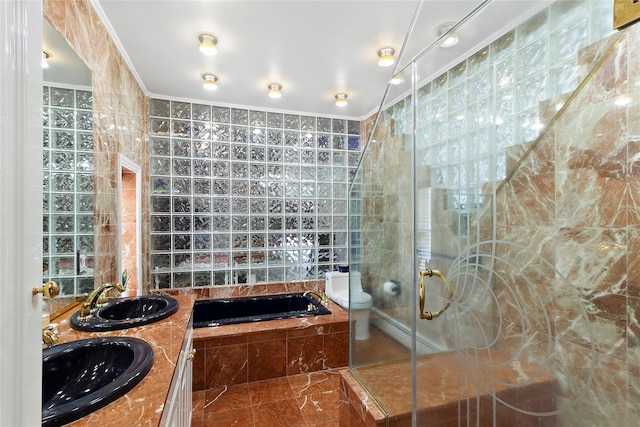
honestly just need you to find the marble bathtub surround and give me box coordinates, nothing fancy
[158,281,350,393]
[53,295,196,426]
[192,300,349,390]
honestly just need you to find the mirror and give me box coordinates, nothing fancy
[42,19,93,314]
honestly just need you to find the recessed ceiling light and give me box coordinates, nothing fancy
[201,73,218,90]
[436,23,459,48]
[335,93,348,107]
[377,47,395,67]
[197,32,218,55]
[42,50,52,69]
[268,83,282,99]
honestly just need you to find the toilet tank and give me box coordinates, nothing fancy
[325,271,349,301]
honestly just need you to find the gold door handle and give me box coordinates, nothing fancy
[419,269,453,320]
[32,281,59,298]
[187,348,196,361]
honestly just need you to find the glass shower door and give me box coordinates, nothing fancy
[411,1,618,425]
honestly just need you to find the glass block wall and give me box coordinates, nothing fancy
[390,1,613,212]
[42,85,95,296]
[149,99,361,289]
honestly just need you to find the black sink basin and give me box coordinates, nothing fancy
[70,295,179,332]
[42,337,153,426]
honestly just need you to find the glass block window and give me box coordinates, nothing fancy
[150,98,361,289]
[43,85,95,296]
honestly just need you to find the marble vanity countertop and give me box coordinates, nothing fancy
[52,294,196,427]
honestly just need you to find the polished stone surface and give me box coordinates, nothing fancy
[192,369,344,427]
[342,349,557,427]
[42,337,153,426]
[191,297,349,391]
[54,295,195,426]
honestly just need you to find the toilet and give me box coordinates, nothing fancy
[325,271,372,340]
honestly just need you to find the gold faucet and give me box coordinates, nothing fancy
[78,282,126,319]
[42,325,58,348]
[303,290,330,308]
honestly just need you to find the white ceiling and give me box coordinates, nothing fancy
[59,1,551,119]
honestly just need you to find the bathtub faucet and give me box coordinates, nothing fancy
[303,290,329,308]
[78,282,126,319]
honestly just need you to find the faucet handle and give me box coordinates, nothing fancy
[78,301,92,319]
[303,290,330,308]
[321,293,329,307]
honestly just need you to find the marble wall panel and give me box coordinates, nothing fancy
[573,34,628,109]
[494,25,638,426]
[627,229,640,296]
[500,172,556,227]
[356,118,415,303]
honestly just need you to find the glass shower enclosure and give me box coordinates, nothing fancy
[348,0,623,425]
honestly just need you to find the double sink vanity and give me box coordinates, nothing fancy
[42,287,195,427]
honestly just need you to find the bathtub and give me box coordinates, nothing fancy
[192,293,331,328]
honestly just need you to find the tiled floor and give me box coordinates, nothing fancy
[191,325,410,426]
[191,369,343,427]
[351,325,409,366]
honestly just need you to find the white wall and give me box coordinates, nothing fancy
[0,0,44,425]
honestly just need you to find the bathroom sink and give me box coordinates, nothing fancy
[70,295,179,332]
[42,337,153,426]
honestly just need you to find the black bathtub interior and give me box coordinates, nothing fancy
[192,293,331,327]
